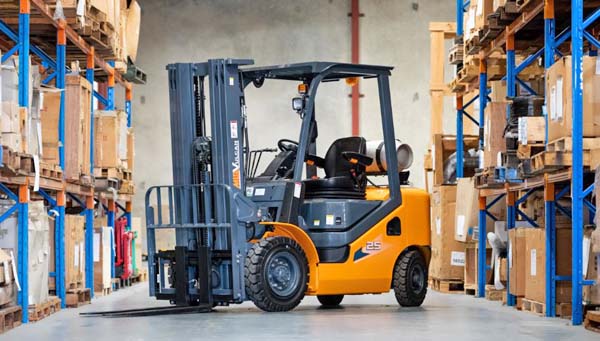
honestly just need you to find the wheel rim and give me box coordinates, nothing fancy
[266,250,300,298]
[410,263,425,293]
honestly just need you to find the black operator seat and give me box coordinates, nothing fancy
[304,137,373,199]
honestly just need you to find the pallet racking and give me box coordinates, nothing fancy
[453,0,598,325]
[0,0,135,323]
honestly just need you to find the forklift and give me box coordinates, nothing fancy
[141,59,431,313]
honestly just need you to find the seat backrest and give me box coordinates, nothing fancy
[323,137,367,178]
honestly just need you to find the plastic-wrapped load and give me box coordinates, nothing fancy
[0,200,50,305]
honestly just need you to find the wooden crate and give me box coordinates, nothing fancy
[94,110,128,169]
[50,215,86,291]
[65,75,92,181]
[430,134,479,186]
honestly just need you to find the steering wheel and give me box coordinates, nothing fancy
[277,139,299,153]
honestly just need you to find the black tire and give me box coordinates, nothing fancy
[317,295,344,307]
[393,250,427,307]
[245,236,308,312]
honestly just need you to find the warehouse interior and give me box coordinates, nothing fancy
[0,0,600,339]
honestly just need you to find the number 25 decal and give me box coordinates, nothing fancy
[366,241,382,251]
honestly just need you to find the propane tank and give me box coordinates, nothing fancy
[365,140,413,174]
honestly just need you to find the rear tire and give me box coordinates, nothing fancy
[245,237,308,312]
[393,250,427,307]
[317,295,344,307]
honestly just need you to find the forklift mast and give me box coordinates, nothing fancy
[145,59,261,306]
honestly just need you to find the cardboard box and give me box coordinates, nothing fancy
[454,178,505,243]
[40,91,61,164]
[93,226,112,294]
[51,215,85,290]
[517,116,546,145]
[94,110,127,168]
[429,185,465,280]
[524,228,572,303]
[509,228,527,296]
[546,56,600,142]
[483,102,507,168]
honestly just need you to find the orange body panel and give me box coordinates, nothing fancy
[266,186,430,296]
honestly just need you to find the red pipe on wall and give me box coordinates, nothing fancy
[351,0,360,136]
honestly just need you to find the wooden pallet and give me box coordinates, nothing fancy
[111,278,122,291]
[131,272,145,284]
[546,136,600,153]
[94,167,132,181]
[0,304,22,334]
[517,143,545,159]
[464,283,477,296]
[28,296,61,322]
[66,288,91,308]
[478,25,502,45]
[448,42,464,65]
[0,146,34,176]
[516,0,534,12]
[585,310,600,333]
[96,287,112,297]
[38,162,63,180]
[94,177,121,192]
[485,285,505,301]
[429,278,464,294]
[521,298,572,317]
[465,35,481,55]
[119,180,135,194]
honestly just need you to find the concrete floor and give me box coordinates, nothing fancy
[2,284,597,340]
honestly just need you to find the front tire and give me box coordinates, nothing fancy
[317,295,344,307]
[393,250,427,307]
[245,237,308,312]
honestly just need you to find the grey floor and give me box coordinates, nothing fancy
[2,283,598,341]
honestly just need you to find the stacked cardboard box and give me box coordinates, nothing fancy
[45,0,141,68]
[482,102,507,168]
[50,215,85,290]
[524,228,572,304]
[94,110,129,169]
[546,56,600,142]
[429,185,465,281]
[40,75,92,179]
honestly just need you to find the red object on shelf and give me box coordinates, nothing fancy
[114,217,133,280]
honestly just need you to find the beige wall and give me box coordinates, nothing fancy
[130,0,456,244]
